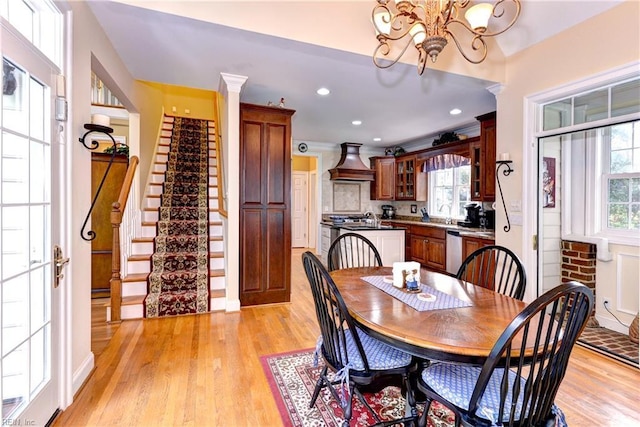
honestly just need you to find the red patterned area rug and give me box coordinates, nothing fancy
[144,117,210,317]
[261,349,454,427]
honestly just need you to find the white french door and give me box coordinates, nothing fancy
[1,19,63,426]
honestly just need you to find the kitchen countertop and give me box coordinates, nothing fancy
[321,219,495,240]
[320,221,406,231]
[381,219,496,240]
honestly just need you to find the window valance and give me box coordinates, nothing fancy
[421,154,470,172]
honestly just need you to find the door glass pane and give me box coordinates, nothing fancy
[2,274,29,356]
[29,79,44,140]
[574,89,608,124]
[2,59,28,135]
[2,206,29,279]
[30,326,49,394]
[543,98,572,131]
[611,79,640,117]
[2,341,28,418]
[1,132,29,204]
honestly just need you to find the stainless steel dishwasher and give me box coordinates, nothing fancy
[446,229,462,275]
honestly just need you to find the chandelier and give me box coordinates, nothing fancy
[372,0,521,75]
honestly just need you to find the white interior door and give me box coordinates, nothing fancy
[1,22,62,425]
[292,172,309,247]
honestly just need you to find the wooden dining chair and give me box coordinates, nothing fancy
[456,245,526,300]
[301,251,418,427]
[416,281,594,427]
[327,232,383,271]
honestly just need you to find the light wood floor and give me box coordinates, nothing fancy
[55,248,640,426]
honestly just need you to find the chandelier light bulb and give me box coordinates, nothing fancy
[373,10,392,36]
[465,3,494,31]
[409,23,426,45]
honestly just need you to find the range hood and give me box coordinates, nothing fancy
[329,142,375,181]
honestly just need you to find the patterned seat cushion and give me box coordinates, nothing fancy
[342,327,413,371]
[422,363,525,425]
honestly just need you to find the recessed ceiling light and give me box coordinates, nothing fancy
[316,87,330,96]
[449,108,462,115]
[352,120,362,126]
[373,137,382,142]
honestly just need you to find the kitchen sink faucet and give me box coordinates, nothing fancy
[439,204,452,225]
[364,211,380,227]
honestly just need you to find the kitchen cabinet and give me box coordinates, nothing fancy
[462,236,495,261]
[470,112,496,201]
[239,102,295,306]
[340,228,405,266]
[369,156,395,200]
[409,225,446,272]
[395,154,426,201]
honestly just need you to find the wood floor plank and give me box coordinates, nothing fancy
[55,248,639,426]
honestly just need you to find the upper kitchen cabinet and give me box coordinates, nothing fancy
[395,154,427,201]
[470,112,496,201]
[370,156,395,200]
[239,103,295,306]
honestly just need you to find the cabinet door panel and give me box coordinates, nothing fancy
[241,121,263,204]
[425,239,446,271]
[266,209,289,292]
[240,209,264,292]
[266,123,287,205]
[410,235,426,264]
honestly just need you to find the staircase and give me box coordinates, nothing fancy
[109,115,226,320]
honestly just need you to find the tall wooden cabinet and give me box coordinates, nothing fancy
[470,112,496,201]
[239,103,295,306]
[91,153,128,297]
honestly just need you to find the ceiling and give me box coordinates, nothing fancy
[87,0,622,150]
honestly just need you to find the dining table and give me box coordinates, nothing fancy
[330,266,530,365]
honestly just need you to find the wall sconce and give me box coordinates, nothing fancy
[496,156,514,232]
[78,118,118,241]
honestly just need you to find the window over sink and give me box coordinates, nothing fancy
[428,165,471,220]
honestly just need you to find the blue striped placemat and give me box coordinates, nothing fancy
[361,275,472,312]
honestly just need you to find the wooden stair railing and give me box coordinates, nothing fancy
[109,155,139,322]
[214,95,227,219]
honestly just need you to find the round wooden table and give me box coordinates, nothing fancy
[330,266,529,364]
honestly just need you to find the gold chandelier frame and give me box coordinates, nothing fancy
[372,0,522,75]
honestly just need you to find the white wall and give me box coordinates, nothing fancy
[67,0,165,396]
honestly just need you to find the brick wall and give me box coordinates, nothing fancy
[561,240,597,324]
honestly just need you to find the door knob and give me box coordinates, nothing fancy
[53,245,70,288]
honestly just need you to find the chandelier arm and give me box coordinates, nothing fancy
[447,31,488,64]
[373,37,418,69]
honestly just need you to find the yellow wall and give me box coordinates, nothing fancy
[292,155,317,172]
[143,81,216,120]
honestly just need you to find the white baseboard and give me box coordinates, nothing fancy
[226,298,240,312]
[72,352,95,397]
[595,315,629,335]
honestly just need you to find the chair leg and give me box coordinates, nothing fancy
[341,383,355,426]
[403,373,417,419]
[417,397,432,427]
[309,366,328,408]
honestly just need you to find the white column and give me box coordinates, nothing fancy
[218,73,247,312]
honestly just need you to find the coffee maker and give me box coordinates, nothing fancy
[458,203,481,227]
[381,205,396,219]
